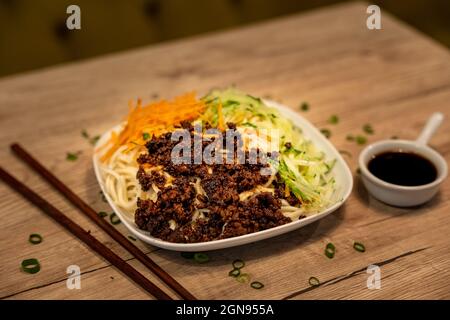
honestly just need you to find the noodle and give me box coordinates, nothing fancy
[98,89,337,230]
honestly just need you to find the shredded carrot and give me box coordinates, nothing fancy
[99,92,205,162]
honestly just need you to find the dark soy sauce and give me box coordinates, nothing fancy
[368,151,437,186]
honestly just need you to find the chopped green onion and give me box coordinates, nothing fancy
[229,268,240,277]
[242,122,257,128]
[82,130,100,145]
[300,102,309,111]
[224,100,240,107]
[320,128,331,138]
[250,281,264,289]
[363,124,374,135]
[66,152,80,161]
[99,191,107,202]
[143,132,150,140]
[346,134,355,141]
[353,242,366,252]
[308,276,320,287]
[128,236,137,241]
[193,253,209,264]
[81,129,89,138]
[21,258,41,274]
[110,213,121,225]
[247,94,262,103]
[355,135,367,145]
[325,242,336,259]
[98,211,108,218]
[236,273,251,283]
[328,115,339,124]
[180,252,195,259]
[28,234,43,245]
[232,259,245,269]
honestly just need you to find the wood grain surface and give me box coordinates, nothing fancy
[1,2,449,300]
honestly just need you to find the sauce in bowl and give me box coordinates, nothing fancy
[368,151,437,186]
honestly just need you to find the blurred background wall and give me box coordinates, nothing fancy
[1,0,449,78]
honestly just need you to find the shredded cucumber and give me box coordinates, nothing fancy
[200,88,336,212]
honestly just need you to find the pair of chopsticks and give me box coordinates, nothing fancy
[0,143,196,300]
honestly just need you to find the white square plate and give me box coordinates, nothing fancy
[93,100,353,251]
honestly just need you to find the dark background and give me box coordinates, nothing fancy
[1,0,449,78]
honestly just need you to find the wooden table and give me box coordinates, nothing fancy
[1,2,449,300]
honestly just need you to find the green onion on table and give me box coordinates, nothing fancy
[232,259,245,269]
[193,253,209,264]
[325,242,336,259]
[251,281,264,289]
[229,268,240,277]
[110,213,121,225]
[328,115,339,124]
[299,102,309,111]
[236,273,251,284]
[353,242,366,252]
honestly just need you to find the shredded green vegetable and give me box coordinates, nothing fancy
[229,268,241,277]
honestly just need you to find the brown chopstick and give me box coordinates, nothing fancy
[0,166,171,300]
[10,143,196,301]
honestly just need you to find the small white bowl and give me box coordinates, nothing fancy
[359,113,447,207]
[93,100,354,251]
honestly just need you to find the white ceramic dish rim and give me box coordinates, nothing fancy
[359,139,448,191]
[93,99,353,251]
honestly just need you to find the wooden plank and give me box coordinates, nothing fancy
[1,2,449,299]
